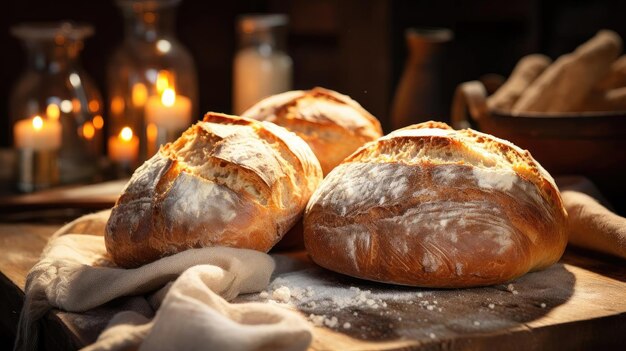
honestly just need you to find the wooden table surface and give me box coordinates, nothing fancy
[0,221,625,350]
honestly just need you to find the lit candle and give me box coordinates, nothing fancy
[145,87,192,131]
[108,127,139,162]
[132,82,148,107]
[13,115,62,151]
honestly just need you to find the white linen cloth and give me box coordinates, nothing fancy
[14,211,312,351]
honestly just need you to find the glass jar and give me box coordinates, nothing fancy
[233,14,292,115]
[108,0,198,168]
[10,22,104,191]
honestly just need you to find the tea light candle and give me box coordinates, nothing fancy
[108,126,139,162]
[14,115,62,151]
[145,87,191,131]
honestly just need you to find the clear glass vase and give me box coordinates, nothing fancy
[10,22,104,191]
[108,0,198,168]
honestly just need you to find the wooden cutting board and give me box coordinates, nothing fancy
[0,180,126,213]
[0,222,624,350]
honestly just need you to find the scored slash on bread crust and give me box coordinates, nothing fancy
[242,87,383,175]
[105,113,322,268]
[304,121,568,288]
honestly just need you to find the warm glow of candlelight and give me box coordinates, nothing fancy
[156,70,171,94]
[109,126,138,162]
[132,83,148,107]
[14,115,62,151]
[93,115,104,129]
[72,98,82,113]
[147,123,158,142]
[46,104,60,120]
[145,69,190,133]
[161,88,176,107]
[120,126,133,141]
[111,96,125,115]
[32,116,43,130]
[89,99,100,112]
[82,122,95,140]
[144,12,155,24]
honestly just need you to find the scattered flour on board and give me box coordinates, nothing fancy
[506,283,520,295]
[272,286,291,303]
[256,272,450,330]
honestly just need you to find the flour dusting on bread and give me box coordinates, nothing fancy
[106,113,323,268]
[304,121,568,288]
[242,87,383,175]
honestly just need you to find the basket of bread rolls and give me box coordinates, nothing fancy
[452,29,626,198]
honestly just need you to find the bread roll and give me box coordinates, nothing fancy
[487,54,552,111]
[512,30,621,113]
[595,55,626,91]
[106,113,322,268]
[304,121,568,288]
[242,87,383,175]
[580,86,626,112]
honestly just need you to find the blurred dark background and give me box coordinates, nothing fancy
[2,0,626,144]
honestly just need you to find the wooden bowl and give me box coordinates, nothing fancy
[451,80,626,214]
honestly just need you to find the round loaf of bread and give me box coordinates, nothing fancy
[304,121,568,287]
[241,87,383,175]
[105,113,322,268]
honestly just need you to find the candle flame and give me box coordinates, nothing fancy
[162,88,176,107]
[111,97,125,116]
[132,83,148,107]
[120,127,133,141]
[88,99,100,113]
[93,115,104,129]
[156,70,172,94]
[82,122,95,140]
[46,104,60,120]
[32,116,43,130]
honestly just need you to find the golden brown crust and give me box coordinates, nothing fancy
[242,87,383,175]
[105,113,322,268]
[304,121,568,287]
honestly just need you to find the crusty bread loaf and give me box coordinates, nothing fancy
[106,112,322,268]
[304,121,568,288]
[241,87,383,175]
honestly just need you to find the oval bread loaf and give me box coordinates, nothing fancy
[105,113,323,268]
[304,121,568,287]
[242,87,383,175]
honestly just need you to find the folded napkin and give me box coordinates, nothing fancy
[558,176,626,260]
[15,211,312,351]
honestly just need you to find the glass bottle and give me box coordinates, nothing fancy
[108,0,198,168]
[10,22,104,191]
[233,14,292,115]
